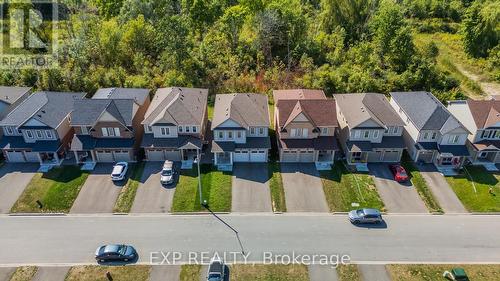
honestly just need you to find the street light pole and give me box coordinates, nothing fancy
[197,148,202,205]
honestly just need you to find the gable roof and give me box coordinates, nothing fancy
[273,89,326,103]
[466,99,500,129]
[93,88,149,106]
[71,99,135,127]
[0,86,31,105]
[142,87,208,126]
[277,99,338,128]
[390,91,469,133]
[212,93,270,129]
[0,91,86,128]
[334,93,404,128]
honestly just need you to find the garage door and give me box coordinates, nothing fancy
[165,150,181,161]
[234,150,249,162]
[147,150,165,161]
[382,150,400,162]
[418,151,434,163]
[24,152,40,162]
[114,151,131,162]
[96,151,114,162]
[367,151,382,162]
[282,150,298,162]
[7,151,25,162]
[250,150,266,162]
[299,150,315,162]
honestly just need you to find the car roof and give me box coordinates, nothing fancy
[209,261,223,272]
[103,245,121,253]
[362,208,380,215]
[163,160,173,169]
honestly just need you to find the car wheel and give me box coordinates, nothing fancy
[124,258,128,262]
[353,220,360,224]
[100,259,105,263]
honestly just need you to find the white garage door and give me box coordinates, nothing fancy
[299,150,315,162]
[282,150,298,162]
[418,151,434,163]
[165,150,181,161]
[250,150,266,162]
[24,152,40,162]
[234,150,249,162]
[96,151,114,162]
[147,150,165,161]
[7,151,25,162]
[114,151,131,162]
[367,151,382,162]
[382,150,400,162]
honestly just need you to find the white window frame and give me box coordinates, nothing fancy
[218,131,223,139]
[45,130,53,139]
[228,131,233,139]
[449,134,460,144]
[101,128,108,136]
[5,127,13,135]
[322,127,328,135]
[363,131,370,139]
[431,132,437,140]
[178,126,183,133]
[250,127,255,135]
[81,126,88,134]
[259,127,264,135]
[36,130,43,138]
[237,131,242,138]
[192,126,197,133]
[161,127,170,136]
[373,130,379,139]
[26,130,33,138]
[354,130,361,138]
[303,128,308,137]
[423,132,429,140]
[185,126,190,133]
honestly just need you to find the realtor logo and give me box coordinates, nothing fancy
[0,0,58,69]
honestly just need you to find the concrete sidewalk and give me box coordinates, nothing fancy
[308,265,338,281]
[0,267,14,281]
[32,266,69,281]
[149,265,180,281]
[358,265,391,281]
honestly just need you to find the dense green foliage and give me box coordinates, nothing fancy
[0,0,497,101]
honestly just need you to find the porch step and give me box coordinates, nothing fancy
[437,166,460,176]
[38,164,54,173]
[217,164,233,172]
[354,163,369,172]
[181,160,193,170]
[315,162,332,171]
[81,162,97,171]
[482,163,499,172]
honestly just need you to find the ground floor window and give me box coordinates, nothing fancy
[351,151,362,160]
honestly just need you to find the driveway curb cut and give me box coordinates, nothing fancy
[471,212,500,215]
[8,213,65,216]
[171,212,230,215]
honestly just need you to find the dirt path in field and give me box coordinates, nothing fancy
[456,64,500,98]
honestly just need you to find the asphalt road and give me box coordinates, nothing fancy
[0,214,499,266]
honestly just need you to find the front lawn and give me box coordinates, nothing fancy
[268,162,286,212]
[65,265,150,281]
[180,265,201,281]
[171,164,232,212]
[337,265,361,281]
[401,159,442,213]
[11,166,89,213]
[446,166,500,212]
[387,264,500,281]
[9,266,37,281]
[114,162,146,213]
[230,264,309,281]
[320,162,385,212]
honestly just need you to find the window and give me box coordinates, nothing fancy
[81,126,88,134]
[102,128,108,136]
[218,131,223,139]
[146,126,152,132]
[292,128,304,137]
[250,127,255,135]
[431,132,437,140]
[373,130,379,139]
[354,130,361,138]
[6,127,13,135]
[495,131,500,139]
[185,126,190,133]
[26,130,33,138]
[481,130,487,138]
[228,131,233,139]
[45,130,53,139]
[449,134,460,144]
[394,127,400,134]
[384,127,389,134]
[192,126,197,133]
[363,131,370,138]
[259,127,264,135]
[303,128,308,137]
[161,127,170,136]
[36,130,43,138]
[322,127,328,135]
[178,126,183,133]
[237,131,242,138]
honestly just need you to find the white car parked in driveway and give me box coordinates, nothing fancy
[111,162,128,181]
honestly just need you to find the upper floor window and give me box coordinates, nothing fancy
[36,130,43,138]
[45,130,53,139]
[178,126,183,133]
[291,128,308,138]
[384,127,389,133]
[354,130,361,138]
[185,126,190,133]
[250,127,255,135]
[26,130,33,138]
[5,127,13,135]
[431,132,437,140]
[322,127,328,135]
[228,131,233,139]
[192,126,197,133]
[81,126,89,134]
[259,127,264,135]
[363,131,369,138]
[160,127,170,136]
[449,134,460,144]
[373,130,379,139]
[102,127,120,137]
[237,131,242,138]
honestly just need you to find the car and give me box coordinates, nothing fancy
[207,256,225,281]
[95,244,137,262]
[389,164,408,182]
[160,160,175,185]
[348,208,383,224]
[111,162,128,181]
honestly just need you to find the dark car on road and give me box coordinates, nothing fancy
[207,257,225,281]
[348,208,383,224]
[95,244,137,262]
[389,164,409,182]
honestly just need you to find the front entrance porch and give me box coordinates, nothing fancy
[181,148,200,169]
[38,151,65,172]
[471,150,500,171]
[214,152,233,171]
[316,150,335,170]
[434,154,464,175]
[74,150,97,170]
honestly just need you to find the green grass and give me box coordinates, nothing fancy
[65,265,150,281]
[9,266,37,281]
[268,162,286,212]
[10,166,89,213]
[320,162,385,212]
[180,265,202,281]
[387,264,500,281]
[401,159,442,213]
[171,164,232,212]
[446,166,500,212]
[337,265,361,281]
[231,264,309,281]
[113,162,146,213]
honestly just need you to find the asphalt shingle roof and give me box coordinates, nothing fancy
[93,88,149,105]
[212,93,270,129]
[0,86,31,105]
[71,99,135,127]
[466,99,500,129]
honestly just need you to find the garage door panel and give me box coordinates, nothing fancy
[367,151,382,162]
[418,151,434,163]
[147,150,165,161]
[382,151,401,162]
[282,150,297,162]
[234,150,249,162]
[7,151,25,162]
[165,150,181,161]
[250,150,266,162]
[114,151,131,162]
[24,152,40,162]
[96,151,114,162]
[299,151,315,162]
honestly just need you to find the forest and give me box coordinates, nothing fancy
[0,0,498,104]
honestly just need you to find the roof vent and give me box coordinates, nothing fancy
[37,114,42,117]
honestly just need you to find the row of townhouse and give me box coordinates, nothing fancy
[0,86,498,173]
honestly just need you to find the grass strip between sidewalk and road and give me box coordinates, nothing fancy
[9,266,37,281]
[320,162,385,212]
[337,264,361,281]
[446,166,500,212]
[268,162,286,212]
[230,264,309,281]
[171,164,232,212]
[387,264,500,281]
[10,166,89,213]
[113,162,146,213]
[401,159,443,213]
[65,265,150,281]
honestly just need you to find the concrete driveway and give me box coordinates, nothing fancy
[418,164,467,213]
[369,164,428,213]
[232,163,272,212]
[280,163,328,212]
[32,267,69,281]
[131,162,176,213]
[0,267,14,281]
[70,164,125,214]
[308,265,338,281]
[0,163,38,214]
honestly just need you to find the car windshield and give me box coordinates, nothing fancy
[208,273,221,278]
[399,171,407,177]
[118,245,127,255]
[161,169,172,176]
[356,209,364,216]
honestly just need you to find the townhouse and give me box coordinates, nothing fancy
[141,87,208,169]
[273,89,338,170]
[0,86,31,121]
[448,97,500,171]
[70,88,150,169]
[211,93,271,171]
[390,91,471,174]
[334,93,406,171]
[0,91,86,171]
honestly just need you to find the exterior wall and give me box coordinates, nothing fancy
[439,130,468,146]
[280,122,317,139]
[213,129,246,143]
[56,115,72,141]
[390,98,421,160]
[91,121,133,138]
[349,128,384,143]
[151,126,178,138]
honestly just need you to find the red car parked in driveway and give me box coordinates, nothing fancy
[389,164,409,182]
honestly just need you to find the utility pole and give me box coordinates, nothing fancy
[197,148,202,204]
